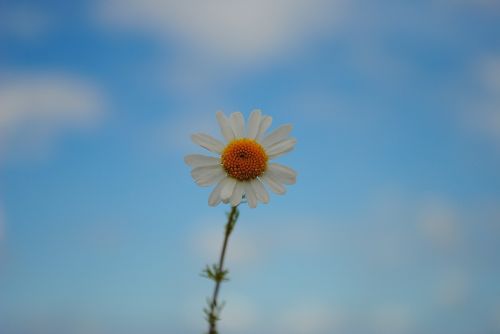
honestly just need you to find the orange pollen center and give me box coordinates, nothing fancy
[221,138,268,181]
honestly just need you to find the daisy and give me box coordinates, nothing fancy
[185,110,297,208]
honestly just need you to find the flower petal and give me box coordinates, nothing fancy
[191,133,225,153]
[191,165,220,179]
[246,109,262,139]
[251,178,269,203]
[230,181,245,207]
[268,163,297,185]
[244,182,258,208]
[230,112,245,138]
[191,165,225,186]
[267,138,296,159]
[208,177,227,206]
[260,173,286,195]
[184,154,220,168]
[216,111,235,142]
[261,124,292,148]
[256,116,272,141]
[220,177,237,200]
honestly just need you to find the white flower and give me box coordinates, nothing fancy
[185,110,297,208]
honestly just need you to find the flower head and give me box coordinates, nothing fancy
[185,110,297,208]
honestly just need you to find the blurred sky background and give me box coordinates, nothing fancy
[1,0,500,333]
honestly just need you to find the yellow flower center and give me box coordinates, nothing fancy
[221,138,268,181]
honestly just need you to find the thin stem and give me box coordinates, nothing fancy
[205,205,239,334]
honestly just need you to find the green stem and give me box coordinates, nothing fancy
[206,205,239,334]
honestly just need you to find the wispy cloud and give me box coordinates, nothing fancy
[92,0,348,98]
[417,197,461,250]
[0,72,106,163]
[0,202,6,269]
[0,203,5,243]
[370,303,415,334]
[494,306,500,332]
[434,269,469,307]
[461,55,500,146]
[189,215,266,269]
[0,72,106,269]
[93,0,344,65]
[217,293,258,334]
[275,302,346,334]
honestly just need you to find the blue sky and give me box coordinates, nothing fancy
[1,1,500,333]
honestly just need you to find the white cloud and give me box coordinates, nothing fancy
[0,72,105,267]
[93,0,347,98]
[417,198,461,249]
[0,203,5,267]
[189,192,466,274]
[188,211,339,269]
[460,55,500,146]
[190,219,265,268]
[0,203,5,242]
[434,269,469,307]
[0,72,106,162]
[275,302,346,334]
[493,305,500,332]
[94,0,344,65]
[0,204,6,265]
[371,304,415,334]
[218,294,258,333]
[273,301,416,334]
